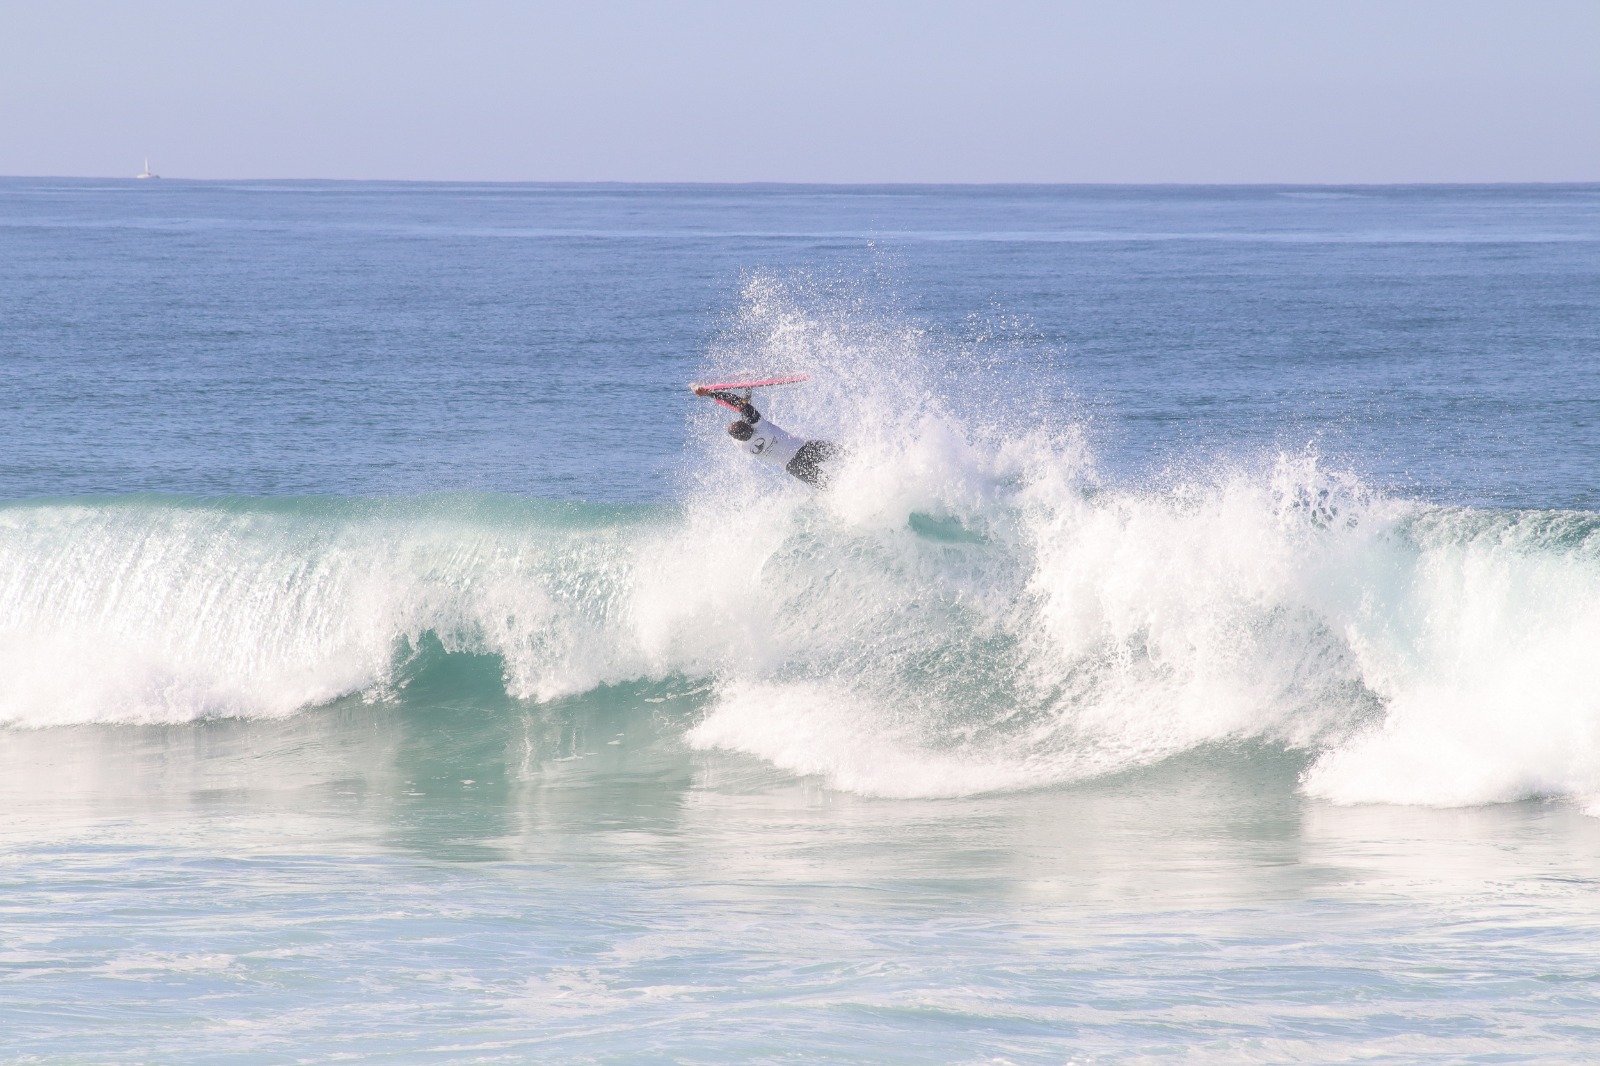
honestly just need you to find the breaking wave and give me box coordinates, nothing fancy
[4,277,1598,813]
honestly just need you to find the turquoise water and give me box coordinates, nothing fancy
[3,181,1600,1062]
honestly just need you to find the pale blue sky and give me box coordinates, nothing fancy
[3,0,1596,182]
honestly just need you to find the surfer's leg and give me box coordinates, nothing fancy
[785,440,836,487]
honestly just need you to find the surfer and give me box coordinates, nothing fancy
[696,389,836,487]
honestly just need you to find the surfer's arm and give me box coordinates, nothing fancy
[701,390,760,422]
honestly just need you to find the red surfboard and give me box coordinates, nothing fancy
[691,373,810,410]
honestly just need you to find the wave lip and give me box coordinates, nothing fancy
[1302,509,1600,809]
[0,496,657,728]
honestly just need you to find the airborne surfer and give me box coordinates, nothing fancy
[693,380,836,487]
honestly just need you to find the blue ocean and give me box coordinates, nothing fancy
[3,179,1599,1063]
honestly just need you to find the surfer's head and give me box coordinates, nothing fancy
[728,420,754,441]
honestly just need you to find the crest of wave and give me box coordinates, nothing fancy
[1299,507,1600,812]
[665,274,1371,795]
[0,499,653,727]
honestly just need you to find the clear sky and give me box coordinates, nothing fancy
[3,0,1597,183]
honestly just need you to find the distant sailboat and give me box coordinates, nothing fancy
[136,157,160,179]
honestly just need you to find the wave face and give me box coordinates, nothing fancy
[5,472,1600,811]
[6,279,1600,813]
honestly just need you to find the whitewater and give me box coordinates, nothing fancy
[9,448,1600,814]
[4,179,1599,1064]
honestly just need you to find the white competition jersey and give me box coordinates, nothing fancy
[741,418,805,468]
